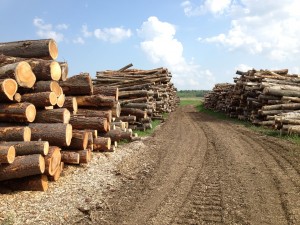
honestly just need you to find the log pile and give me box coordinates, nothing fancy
[93,63,179,131]
[204,68,300,135]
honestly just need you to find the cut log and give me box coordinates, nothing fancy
[101,101,121,117]
[262,103,300,111]
[78,149,92,164]
[64,96,77,114]
[0,79,18,101]
[0,61,36,88]
[121,108,147,119]
[61,151,80,164]
[48,162,64,182]
[64,130,88,150]
[44,146,61,176]
[93,137,111,151]
[29,123,72,146]
[93,86,119,100]
[0,39,58,60]
[76,109,112,122]
[0,145,15,164]
[35,108,70,124]
[118,90,149,99]
[3,174,48,191]
[33,80,62,96]
[1,141,49,156]
[70,116,108,132]
[59,62,68,81]
[0,126,31,142]
[56,94,65,108]
[263,87,300,97]
[76,94,115,107]
[0,102,36,122]
[104,129,132,142]
[0,154,45,181]
[59,73,93,95]
[115,115,136,123]
[122,103,154,110]
[21,91,57,108]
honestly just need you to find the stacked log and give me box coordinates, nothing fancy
[93,64,179,131]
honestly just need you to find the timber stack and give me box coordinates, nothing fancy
[204,68,300,136]
[93,63,178,131]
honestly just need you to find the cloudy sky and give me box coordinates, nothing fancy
[1,0,300,90]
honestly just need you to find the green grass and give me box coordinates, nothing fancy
[135,119,162,137]
[179,98,203,106]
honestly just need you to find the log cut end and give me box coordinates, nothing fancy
[66,124,72,146]
[50,81,62,97]
[6,146,15,164]
[2,79,18,100]
[72,97,78,114]
[13,93,21,102]
[56,94,65,108]
[0,145,16,164]
[15,61,36,88]
[59,62,68,81]
[49,91,58,106]
[43,141,50,156]
[63,108,71,124]
[50,61,61,81]
[39,154,46,174]
[25,103,36,122]
[49,39,58,60]
[23,127,31,142]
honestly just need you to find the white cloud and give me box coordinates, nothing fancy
[56,24,68,30]
[138,16,215,90]
[202,0,300,61]
[73,37,85,44]
[81,25,93,37]
[235,64,253,72]
[181,0,232,16]
[94,27,132,43]
[33,17,65,42]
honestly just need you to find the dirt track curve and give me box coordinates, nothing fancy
[87,104,300,225]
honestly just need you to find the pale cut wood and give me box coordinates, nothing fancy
[78,149,91,164]
[59,73,93,95]
[0,102,36,122]
[0,145,15,164]
[3,174,48,192]
[35,108,70,124]
[29,123,72,146]
[56,94,65,108]
[0,126,31,142]
[48,162,64,182]
[93,137,111,151]
[21,91,57,108]
[59,62,68,81]
[61,151,80,164]
[0,39,58,60]
[33,80,62,96]
[64,96,77,114]
[0,154,45,181]
[0,61,36,88]
[0,141,49,156]
[0,79,18,101]
[44,146,61,176]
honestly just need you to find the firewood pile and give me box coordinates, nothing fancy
[93,63,179,131]
[204,68,300,135]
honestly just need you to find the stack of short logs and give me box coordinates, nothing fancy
[93,63,179,131]
[204,68,300,136]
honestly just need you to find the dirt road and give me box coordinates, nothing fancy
[89,105,300,225]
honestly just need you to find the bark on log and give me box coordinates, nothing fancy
[118,90,150,99]
[44,146,61,176]
[69,116,108,132]
[3,174,48,191]
[263,87,300,97]
[29,123,72,146]
[104,129,132,142]
[0,61,36,88]
[35,108,70,124]
[0,154,45,181]
[61,151,80,164]
[76,109,112,122]
[64,130,88,150]
[78,149,91,164]
[0,39,58,60]
[21,91,57,108]
[262,103,300,111]
[121,108,147,119]
[64,96,77,114]
[114,115,136,123]
[0,102,36,123]
[101,101,121,117]
[0,145,15,164]
[93,86,119,100]
[0,79,18,101]
[59,73,93,95]
[59,62,68,81]
[76,95,115,107]
[0,141,49,156]
[0,126,31,142]
[33,80,62,96]
[93,137,111,151]
[120,97,149,105]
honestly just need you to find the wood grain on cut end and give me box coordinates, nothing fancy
[0,145,15,164]
[49,91,57,105]
[56,94,65,108]
[49,39,58,60]
[25,103,36,122]
[59,62,68,81]
[23,127,31,142]
[39,154,46,174]
[66,124,72,146]
[15,61,36,88]
[50,61,61,81]
[13,93,21,102]
[50,81,62,97]
[2,79,17,100]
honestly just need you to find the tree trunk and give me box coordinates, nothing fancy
[76,94,115,107]
[59,62,68,81]
[21,91,57,108]
[118,90,150,99]
[0,144,15,164]
[262,103,300,111]
[0,79,18,101]
[0,102,36,122]
[33,80,62,96]
[70,116,108,132]
[101,101,121,117]
[104,129,132,142]
[78,149,92,164]
[2,174,48,191]
[59,73,93,95]
[35,108,70,124]
[263,87,300,97]
[1,141,49,156]
[93,86,119,100]
[64,129,88,150]
[0,126,31,142]
[121,108,147,119]
[0,154,45,181]
[114,115,136,123]
[76,109,112,122]
[44,146,61,176]
[0,61,36,88]
[0,39,58,60]
[120,97,149,105]
[93,137,111,151]
[64,96,77,114]
[61,151,80,164]
[29,123,72,146]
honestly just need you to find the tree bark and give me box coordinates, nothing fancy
[70,116,108,132]
[21,91,57,108]
[93,86,119,100]
[0,102,36,122]
[33,80,62,96]
[76,109,112,122]
[0,144,15,164]
[0,154,45,181]
[64,96,77,114]
[61,151,80,164]
[76,94,115,107]
[0,141,49,156]
[104,129,132,142]
[34,108,70,124]
[93,137,111,151]
[29,123,72,146]
[0,126,31,142]
[121,108,147,119]
[3,174,48,191]
[64,129,88,150]
[114,115,136,123]
[0,39,58,60]
[78,149,92,164]
[59,73,93,95]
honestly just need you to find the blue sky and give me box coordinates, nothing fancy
[1,0,300,90]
